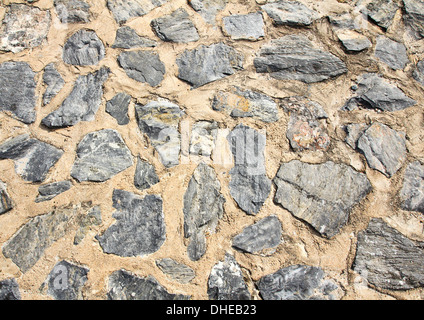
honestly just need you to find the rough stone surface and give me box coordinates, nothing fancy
[336,29,372,52]
[189,0,228,25]
[0,279,21,300]
[274,160,371,238]
[63,29,105,66]
[0,180,13,215]
[354,218,424,290]
[54,0,92,24]
[134,157,160,191]
[71,129,133,182]
[413,60,424,86]
[359,0,399,30]
[261,0,319,26]
[156,258,196,284]
[35,181,72,203]
[222,12,265,41]
[97,190,166,257]
[112,26,156,49]
[375,36,409,70]
[399,161,424,214]
[403,0,424,39]
[344,123,369,149]
[189,121,218,158]
[74,206,102,245]
[42,63,65,106]
[107,0,170,24]
[254,35,348,83]
[106,92,131,125]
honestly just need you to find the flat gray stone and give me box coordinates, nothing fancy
[106,92,131,125]
[43,63,65,106]
[97,190,166,257]
[35,180,72,203]
[156,258,196,284]
[274,160,371,238]
[112,26,156,49]
[375,36,408,70]
[413,60,424,85]
[71,129,133,182]
[329,12,361,30]
[336,30,372,52]
[354,218,424,290]
[54,0,91,24]
[107,0,170,24]
[359,0,399,30]
[74,205,102,245]
[0,134,63,183]
[261,0,319,26]
[176,43,243,88]
[0,279,21,300]
[254,35,348,83]
[190,121,218,157]
[399,161,424,214]
[344,123,369,149]
[222,12,265,40]
[0,61,37,124]
[63,29,105,66]
[189,0,228,25]
[403,0,424,39]
[42,67,110,128]
[134,157,159,191]
[0,180,13,215]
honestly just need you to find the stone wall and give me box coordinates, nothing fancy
[0,0,423,300]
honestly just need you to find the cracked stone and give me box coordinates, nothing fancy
[54,0,92,24]
[222,12,265,40]
[399,161,424,214]
[112,26,157,49]
[0,279,21,300]
[106,92,131,125]
[375,36,409,70]
[134,157,160,191]
[189,0,228,25]
[0,180,13,215]
[35,180,72,203]
[107,0,170,24]
[63,29,105,66]
[359,0,399,30]
[403,0,424,39]
[261,0,319,26]
[42,63,65,106]
[156,258,196,284]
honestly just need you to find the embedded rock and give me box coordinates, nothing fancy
[106,92,131,125]
[329,12,361,30]
[156,258,196,284]
[112,26,156,49]
[0,180,13,215]
[42,63,65,106]
[222,12,265,40]
[134,157,160,191]
[189,121,218,157]
[336,30,372,52]
[35,181,72,203]
[359,0,399,30]
[413,60,424,86]
[189,0,228,25]
[403,0,424,39]
[375,36,408,70]
[399,161,424,214]
[0,279,21,300]
[63,29,105,66]
[344,123,369,149]
[54,0,91,24]
[261,0,319,26]
[107,0,170,24]
[74,206,102,245]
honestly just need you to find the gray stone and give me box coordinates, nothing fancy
[375,36,409,70]
[189,0,228,25]
[54,0,91,24]
[413,60,424,86]
[354,218,424,290]
[63,29,105,66]
[261,0,319,26]
[0,4,50,53]
[399,161,424,214]
[344,123,369,149]
[257,265,342,300]
[42,67,110,128]
[403,0,424,39]
[0,279,21,300]
[151,8,199,43]
[359,0,399,30]
[97,190,166,257]
[357,122,406,178]
[190,121,218,157]
[329,12,361,30]
[0,180,13,215]
[108,269,190,300]
[274,160,371,238]
[43,63,65,106]
[207,253,251,300]
[0,61,37,124]
[156,258,196,284]
[184,163,225,261]
[112,26,157,49]
[0,134,63,183]
[74,205,102,245]
[35,181,72,203]
[134,157,160,191]
[118,50,165,87]
[71,129,133,182]
[222,12,265,40]
[176,43,243,88]
[106,92,131,125]
[232,215,282,254]
[254,35,348,83]
[107,0,170,24]
[336,30,372,52]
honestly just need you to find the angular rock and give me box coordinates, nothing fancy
[74,205,102,245]
[97,190,166,257]
[403,0,424,39]
[232,215,282,254]
[357,122,406,177]
[413,60,424,86]
[399,161,424,213]
[0,61,37,124]
[274,160,371,238]
[134,157,160,191]
[135,100,183,168]
[176,43,243,88]
[0,279,21,300]
[189,0,228,25]
[156,258,196,284]
[107,0,170,24]
[375,36,409,70]
[0,134,63,183]
[359,0,399,30]
[54,0,91,24]
[106,92,131,125]
[354,218,424,290]
[112,26,156,49]
[254,35,348,83]
[261,0,319,26]
[190,121,218,157]
[329,12,361,30]
[118,50,165,87]
[222,12,265,41]
[42,67,110,128]
[63,29,105,66]
[151,8,199,43]
[0,4,50,53]
[257,265,342,300]
[344,123,369,149]
[71,129,133,182]
[43,63,65,106]
[336,29,372,53]
[108,269,190,300]
[35,180,72,203]
[0,181,13,215]
[207,253,251,300]
[212,87,278,123]
[184,163,225,261]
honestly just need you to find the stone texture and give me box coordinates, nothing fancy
[112,26,157,49]
[176,43,243,88]
[134,157,160,191]
[42,67,110,128]
[189,121,218,157]
[74,206,102,245]
[0,279,21,300]
[257,265,342,300]
[0,180,13,215]
[107,0,170,24]
[354,218,424,290]
[336,29,372,52]
[274,160,371,238]
[35,180,72,203]
[375,36,409,70]
[54,0,92,24]
[0,4,50,53]
[0,134,63,183]
[344,123,369,149]
[97,190,166,257]
[261,0,319,26]
[403,0,424,39]
[207,253,251,300]
[222,12,265,40]
[0,61,37,124]
[156,258,196,284]
[106,92,131,125]
[329,12,361,30]
[413,60,424,86]
[42,63,65,106]
[254,35,348,83]
[399,161,424,214]
[151,8,199,43]
[63,29,105,66]
[359,0,399,30]
[189,0,228,25]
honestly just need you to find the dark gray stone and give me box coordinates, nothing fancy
[0,134,63,183]
[156,258,196,284]
[176,43,243,88]
[0,61,37,124]
[74,206,102,245]
[403,0,424,39]
[222,12,265,40]
[43,63,65,106]
[354,218,424,290]
[413,60,424,86]
[0,279,21,300]
[106,92,131,125]
[112,26,157,49]
[254,35,348,83]
[189,0,228,25]
[375,36,408,70]
[42,67,110,128]
[54,0,91,24]
[261,0,319,26]
[107,0,170,24]
[134,157,159,191]
[97,190,166,257]
[274,160,371,238]
[35,181,72,203]
[344,123,369,149]
[71,129,133,182]
[63,29,105,66]
[0,180,13,215]
[359,0,399,30]
[399,161,424,214]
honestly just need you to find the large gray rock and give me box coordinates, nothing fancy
[274,160,371,238]
[156,258,196,284]
[375,36,409,70]
[54,0,91,24]
[359,0,399,30]
[222,12,265,41]
[257,265,342,300]
[107,0,170,24]
[0,279,21,300]
[71,129,133,182]
[134,157,160,191]
[189,0,228,25]
[0,61,37,124]
[42,67,110,128]
[399,161,424,214]
[63,29,105,66]
[74,205,102,245]
[413,60,424,86]
[354,218,424,290]
[0,180,13,215]
[35,181,72,203]
[112,26,156,49]
[106,92,131,125]
[176,43,243,88]
[254,35,347,83]
[42,63,65,106]
[0,134,63,183]
[261,0,319,26]
[97,190,166,257]
[403,0,424,39]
